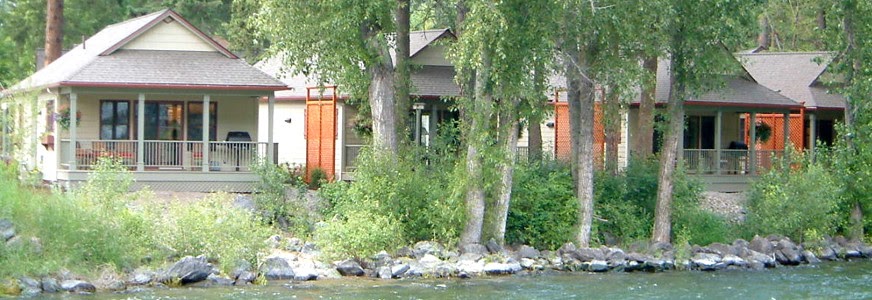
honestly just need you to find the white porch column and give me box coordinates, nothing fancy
[808,112,817,160]
[137,93,145,171]
[715,109,723,175]
[202,94,211,172]
[267,94,275,164]
[749,112,757,175]
[69,92,78,171]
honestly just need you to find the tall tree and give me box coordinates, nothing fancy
[256,0,401,154]
[633,56,658,159]
[395,0,412,141]
[651,0,758,243]
[44,0,63,66]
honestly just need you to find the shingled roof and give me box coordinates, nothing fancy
[737,52,845,110]
[259,29,459,100]
[8,9,286,93]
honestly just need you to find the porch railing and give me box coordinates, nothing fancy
[683,149,784,175]
[59,139,277,171]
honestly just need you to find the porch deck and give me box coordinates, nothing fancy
[684,149,786,192]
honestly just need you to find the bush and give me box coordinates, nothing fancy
[315,210,404,261]
[251,160,311,236]
[317,145,464,257]
[506,160,578,250]
[743,153,843,242]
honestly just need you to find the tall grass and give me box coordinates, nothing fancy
[0,157,274,278]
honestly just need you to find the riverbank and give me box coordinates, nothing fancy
[4,221,872,297]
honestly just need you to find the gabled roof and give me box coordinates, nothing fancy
[737,52,845,109]
[410,29,454,58]
[8,9,286,93]
[653,58,801,109]
[258,29,459,101]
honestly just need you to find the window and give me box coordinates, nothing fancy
[45,100,54,132]
[684,115,715,149]
[187,102,217,141]
[100,100,130,140]
[141,102,183,140]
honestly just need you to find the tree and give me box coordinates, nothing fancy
[44,0,63,66]
[651,0,759,243]
[255,0,401,154]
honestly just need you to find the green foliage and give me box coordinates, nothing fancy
[506,159,577,250]
[308,167,327,190]
[743,152,843,242]
[145,192,273,274]
[251,160,311,236]
[594,159,727,246]
[317,146,464,258]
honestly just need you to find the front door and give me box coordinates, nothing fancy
[138,102,184,167]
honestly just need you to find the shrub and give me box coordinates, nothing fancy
[506,160,578,250]
[251,160,311,236]
[743,153,843,242]
[315,210,404,261]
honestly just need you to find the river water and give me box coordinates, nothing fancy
[61,260,872,299]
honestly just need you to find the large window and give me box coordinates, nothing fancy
[142,102,184,140]
[187,102,217,141]
[100,100,130,140]
[684,115,715,149]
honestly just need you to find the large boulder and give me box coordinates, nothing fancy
[485,239,504,254]
[571,248,605,262]
[161,256,214,284]
[335,259,365,277]
[413,241,446,258]
[691,253,725,271]
[818,246,838,261]
[775,239,803,265]
[750,236,773,255]
[588,260,609,272]
[483,262,522,275]
[18,277,41,297]
[40,277,60,293]
[517,245,540,259]
[259,257,295,280]
[391,264,410,278]
[708,243,737,257]
[557,242,577,256]
[60,280,96,294]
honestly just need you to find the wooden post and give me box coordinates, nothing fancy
[267,94,275,164]
[715,109,723,175]
[809,112,817,160]
[202,94,210,172]
[68,92,77,170]
[137,93,145,171]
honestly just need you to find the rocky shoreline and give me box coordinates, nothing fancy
[4,214,872,298]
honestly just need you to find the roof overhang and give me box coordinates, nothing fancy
[55,81,288,91]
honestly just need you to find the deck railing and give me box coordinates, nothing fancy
[59,139,277,171]
[683,149,784,175]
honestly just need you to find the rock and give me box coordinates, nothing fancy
[0,219,14,242]
[162,256,213,284]
[378,266,392,279]
[709,243,736,257]
[293,269,318,281]
[750,236,773,255]
[18,277,41,297]
[692,253,724,271]
[859,245,872,258]
[775,240,803,265]
[233,194,256,211]
[721,255,746,267]
[589,260,609,272]
[235,271,257,285]
[818,246,838,261]
[285,238,304,252]
[834,236,849,247]
[336,259,365,277]
[517,245,540,259]
[60,280,96,294]
[265,235,282,249]
[572,248,605,262]
[396,246,415,258]
[105,280,126,292]
[483,262,521,275]
[41,277,60,293]
[461,243,488,255]
[520,258,536,269]
[732,239,752,257]
[374,250,392,262]
[259,257,295,280]
[606,248,626,261]
[384,264,406,278]
[206,274,234,286]
[803,251,821,264]
[129,271,154,286]
[485,239,503,254]
[413,241,445,258]
[459,252,483,262]
[649,241,673,253]
[457,260,484,275]
[745,250,776,268]
[301,242,319,255]
[419,254,442,268]
[231,260,253,280]
[558,242,577,256]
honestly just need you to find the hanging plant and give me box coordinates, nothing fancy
[56,105,81,130]
[755,121,771,142]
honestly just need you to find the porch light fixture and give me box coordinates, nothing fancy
[284,117,292,124]
[546,121,555,129]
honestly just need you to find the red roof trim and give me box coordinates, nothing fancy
[629,101,803,110]
[100,9,238,59]
[57,81,288,91]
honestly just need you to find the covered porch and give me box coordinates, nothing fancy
[49,87,278,192]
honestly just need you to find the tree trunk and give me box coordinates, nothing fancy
[460,47,491,246]
[45,0,64,66]
[633,56,657,159]
[757,14,771,50]
[851,202,864,241]
[367,34,399,154]
[567,44,596,248]
[604,87,620,175]
[843,1,862,240]
[394,0,411,141]
[492,100,521,245]
[652,55,685,244]
[527,111,543,162]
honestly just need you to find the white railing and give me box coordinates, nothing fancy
[683,149,785,175]
[59,139,277,171]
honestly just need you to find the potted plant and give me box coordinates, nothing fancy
[56,105,81,130]
[40,131,54,149]
[755,121,771,143]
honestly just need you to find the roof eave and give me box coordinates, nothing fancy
[56,81,288,91]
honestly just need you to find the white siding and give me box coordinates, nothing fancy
[122,19,215,52]
[258,101,307,167]
[411,45,452,66]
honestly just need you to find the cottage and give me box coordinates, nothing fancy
[1,9,287,191]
